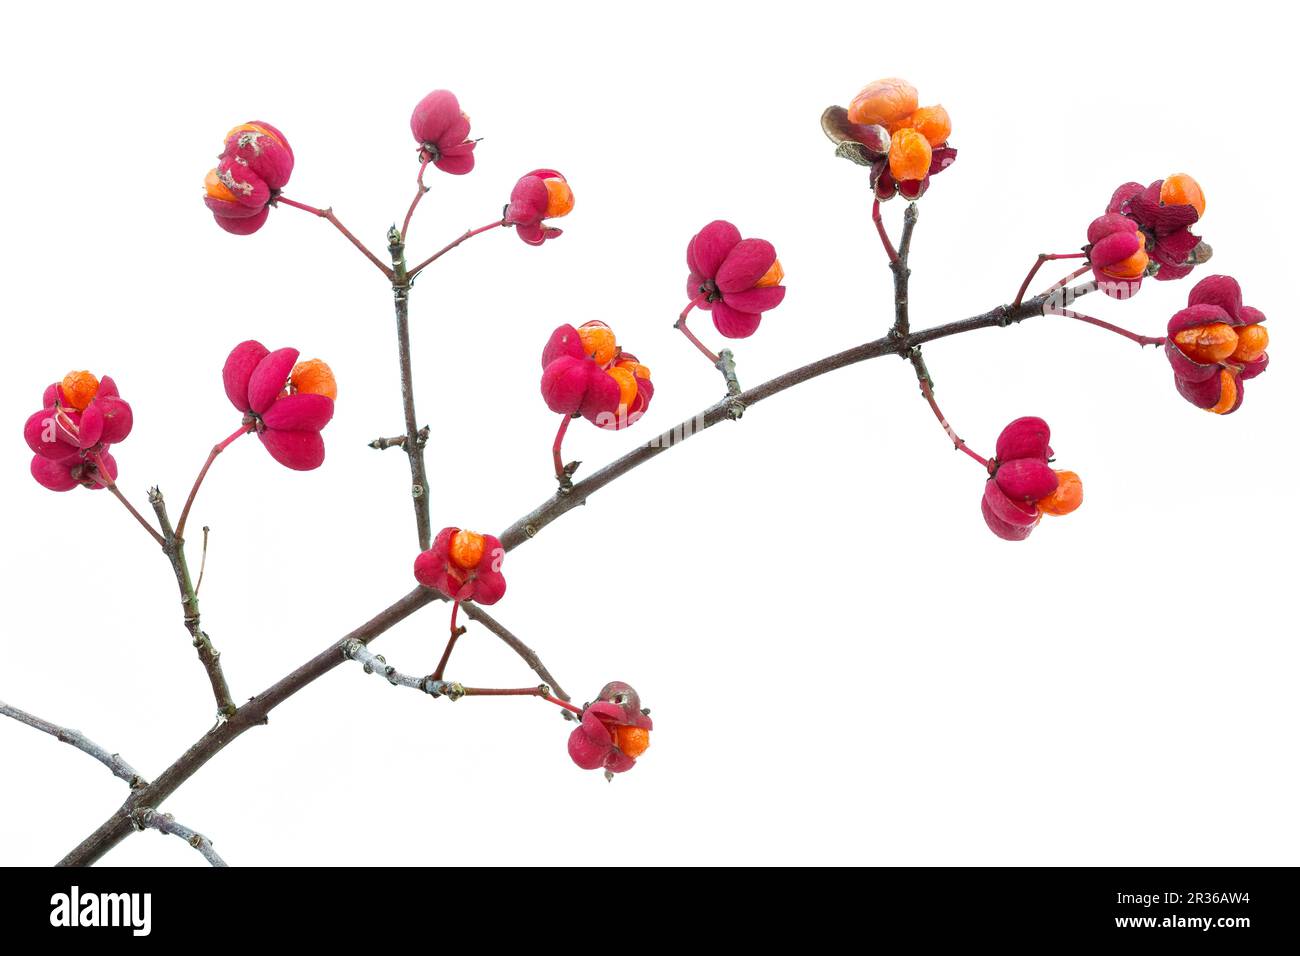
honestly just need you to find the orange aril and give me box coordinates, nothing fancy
[1231,324,1268,363]
[1103,231,1148,279]
[1173,322,1240,364]
[204,168,237,203]
[449,530,486,571]
[578,322,617,365]
[543,178,574,218]
[755,258,784,288]
[888,128,932,182]
[607,366,639,408]
[224,122,286,149]
[618,359,651,381]
[1209,369,1238,415]
[1160,173,1206,218]
[907,104,952,146]
[847,78,918,128]
[61,371,100,411]
[290,359,338,401]
[615,725,650,759]
[1037,470,1083,516]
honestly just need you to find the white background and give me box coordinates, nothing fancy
[1,0,1295,866]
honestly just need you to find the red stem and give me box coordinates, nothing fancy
[400,159,431,242]
[917,378,990,469]
[1040,264,1091,301]
[408,221,506,277]
[175,425,250,541]
[276,196,394,279]
[1012,252,1086,309]
[94,453,165,546]
[457,686,585,715]
[872,198,898,264]
[1055,309,1166,348]
[431,600,464,681]
[674,294,720,364]
[552,413,573,482]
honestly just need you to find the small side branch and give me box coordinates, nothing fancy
[408,221,506,279]
[149,489,237,718]
[1,700,147,788]
[1013,252,1087,309]
[131,808,227,867]
[872,198,898,263]
[909,350,990,469]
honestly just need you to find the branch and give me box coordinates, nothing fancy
[343,641,575,713]
[276,196,395,279]
[132,808,227,867]
[889,203,919,337]
[498,287,1076,551]
[387,229,433,551]
[58,585,438,866]
[1,700,146,788]
[149,488,237,718]
[58,286,1087,867]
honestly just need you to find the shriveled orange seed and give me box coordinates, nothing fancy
[290,359,337,401]
[204,168,237,203]
[847,78,918,128]
[578,322,617,365]
[61,371,99,411]
[755,258,784,288]
[1037,470,1083,516]
[1209,369,1238,415]
[1231,324,1269,363]
[543,178,574,218]
[888,128,932,182]
[449,530,486,571]
[1174,322,1240,364]
[607,366,639,408]
[615,725,650,759]
[1160,173,1206,218]
[907,104,952,146]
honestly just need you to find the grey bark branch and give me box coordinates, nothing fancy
[1,700,147,788]
[132,808,227,867]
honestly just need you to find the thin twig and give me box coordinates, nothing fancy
[195,526,209,595]
[1,700,147,788]
[400,158,431,242]
[276,196,394,279]
[132,808,227,867]
[872,198,898,263]
[889,203,919,337]
[408,221,505,278]
[1012,252,1086,309]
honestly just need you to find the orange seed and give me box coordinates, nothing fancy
[907,104,952,146]
[578,322,618,365]
[1104,231,1149,279]
[290,359,338,401]
[1037,470,1083,516]
[449,530,486,571]
[204,168,237,203]
[755,258,784,288]
[607,366,639,408]
[1160,173,1206,218]
[888,128,932,183]
[1231,324,1268,363]
[61,371,100,411]
[615,725,650,759]
[847,78,919,128]
[1209,369,1238,415]
[1174,323,1240,364]
[543,178,575,219]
